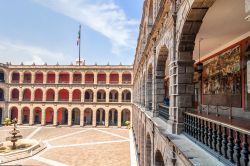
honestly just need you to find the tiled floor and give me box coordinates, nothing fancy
[0,126,132,166]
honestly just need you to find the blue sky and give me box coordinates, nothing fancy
[0,0,143,65]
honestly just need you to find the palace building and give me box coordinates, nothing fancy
[0,63,132,127]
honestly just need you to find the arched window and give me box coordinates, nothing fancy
[97,72,106,84]
[22,88,31,101]
[0,88,4,101]
[109,90,118,102]
[59,72,69,83]
[46,89,55,101]
[11,88,19,101]
[58,89,69,101]
[72,89,81,101]
[34,89,43,101]
[23,72,31,83]
[12,72,20,83]
[85,72,94,84]
[110,72,119,84]
[122,72,131,84]
[73,72,82,83]
[122,90,131,102]
[84,89,93,102]
[35,72,43,83]
[47,72,55,83]
[97,90,106,102]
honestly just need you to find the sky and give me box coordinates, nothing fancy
[0,0,143,65]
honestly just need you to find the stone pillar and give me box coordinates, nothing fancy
[105,110,109,127]
[93,91,97,102]
[18,109,22,125]
[19,88,22,101]
[31,72,35,84]
[41,109,46,126]
[69,72,73,84]
[43,72,47,84]
[68,110,72,126]
[29,109,34,125]
[80,110,84,126]
[106,91,109,102]
[43,89,46,102]
[69,91,73,102]
[31,88,34,101]
[100,110,103,125]
[55,89,58,102]
[94,72,97,84]
[81,90,84,102]
[118,110,121,127]
[92,110,96,127]
[55,72,59,84]
[119,73,122,84]
[107,73,110,84]
[20,72,24,83]
[82,73,85,84]
[118,91,122,103]
[53,110,57,126]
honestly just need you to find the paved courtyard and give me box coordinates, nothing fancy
[0,126,136,166]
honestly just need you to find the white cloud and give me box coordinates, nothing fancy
[0,40,69,65]
[33,0,139,55]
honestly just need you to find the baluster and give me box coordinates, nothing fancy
[204,121,209,146]
[241,134,249,166]
[188,115,191,135]
[194,117,198,139]
[233,131,241,166]
[208,122,213,149]
[191,116,195,137]
[197,118,201,142]
[217,125,222,155]
[212,123,217,151]
[227,129,234,163]
[184,114,187,133]
[186,115,189,134]
[222,127,228,159]
[200,119,205,144]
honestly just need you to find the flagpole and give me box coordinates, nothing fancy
[78,24,81,66]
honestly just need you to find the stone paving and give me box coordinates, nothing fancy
[0,126,133,166]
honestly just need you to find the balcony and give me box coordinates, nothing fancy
[72,99,81,102]
[85,81,94,84]
[158,104,169,121]
[184,111,250,166]
[97,99,106,102]
[122,99,131,103]
[122,81,131,84]
[110,81,119,84]
[85,99,93,102]
[109,99,118,102]
[97,81,106,84]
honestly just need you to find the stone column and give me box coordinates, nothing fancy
[43,89,46,102]
[81,89,84,102]
[105,110,109,127]
[31,88,34,101]
[92,110,96,127]
[94,72,97,84]
[69,91,73,102]
[118,110,121,128]
[106,90,109,102]
[19,88,22,101]
[31,72,35,84]
[20,72,24,83]
[41,109,46,126]
[107,73,110,84]
[118,91,122,103]
[82,73,85,84]
[80,110,84,126]
[68,110,72,126]
[43,72,47,84]
[29,109,34,125]
[100,110,103,125]
[55,72,59,84]
[119,73,122,84]
[55,89,58,102]
[69,72,73,84]
[18,109,22,125]
[53,110,57,126]
[93,91,97,102]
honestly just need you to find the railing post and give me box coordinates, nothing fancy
[233,131,241,166]
[241,134,249,166]
[222,127,228,159]
[200,119,205,144]
[212,123,217,151]
[227,129,234,163]
[217,125,222,155]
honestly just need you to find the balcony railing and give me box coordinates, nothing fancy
[109,99,118,102]
[35,80,43,83]
[98,81,106,84]
[34,98,43,101]
[58,99,69,101]
[122,99,131,103]
[73,80,82,84]
[184,111,250,166]
[97,99,106,102]
[22,98,31,101]
[85,81,94,84]
[158,104,169,121]
[110,81,119,84]
[122,81,131,84]
[72,99,81,102]
[85,99,93,102]
[47,80,55,83]
[58,81,69,83]
[23,80,31,83]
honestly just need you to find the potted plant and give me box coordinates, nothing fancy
[3,118,11,126]
[125,121,130,129]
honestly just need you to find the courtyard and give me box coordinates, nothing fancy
[0,126,136,166]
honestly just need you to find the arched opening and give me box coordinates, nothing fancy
[59,72,69,83]
[35,72,43,83]
[10,107,18,120]
[45,107,54,124]
[84,89,93,102]
[0,108,2,125]
[22,89,31,101]
[122,90,131,102]
[11,71,20,83]
[110,72,119,84]
[47,71,55,83]
[58,89,69,101]
[142,74,146,106]
[11,88,19,101]
[72,108,80,125]
[0,88,4,101]
[33,107,42,124]
[72,89,81,101]
[147,65,153,110]
[73,72,82,83]
[23,71,31,83]
[109,90,118,102]
[147,0,153,34]
[155,150,164,166]
[0,69,4,82]
[46,89,55,101]
[85,72,94,84]
[146,134,152,166]
[121,109,130,126]
[140,125,145,166]
[96,108,105,126]
[97,90,106,102]
[97,72,106,84]
[57,107,68,125]
[122,72,131,84]
[22,107,30,124]
[108,109,118,126]
[34,89,43,101]
[84,108,93,125]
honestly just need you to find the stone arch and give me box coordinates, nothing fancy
[47,71,55,83]
[84,108,93,125]
[0,88,4,101]
[34,88,43,101]
[85,71,94,84]
[121,109,130,125]
[73,71,82,83]
[110,71,119,84]
[46,89,55,101]
[72,107,80,125]
[155,150,164,166]
[122,90,131,102]
[59,71,69,83]
[10,106,18,120]
[146,133,152,166]
[109,89,118,102]
[97,89,106,102]
[122,71,131,84]
[22,107,30,124]
[58,89,69,101]
[23,71,31,83]
[109,108,118,126]
[97,71,106,84]
[35,71,43,83]
[140,124,145,166]
[11,88,19,100]
[72,89,81,101]
[96,108,105,126]
[11,71,20,83]
[85,89,93,102]
[45,107,54,124]
[147,64,153,110]
[22,88,31,101]
[33,107,42,124]
[57,107,68,125]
